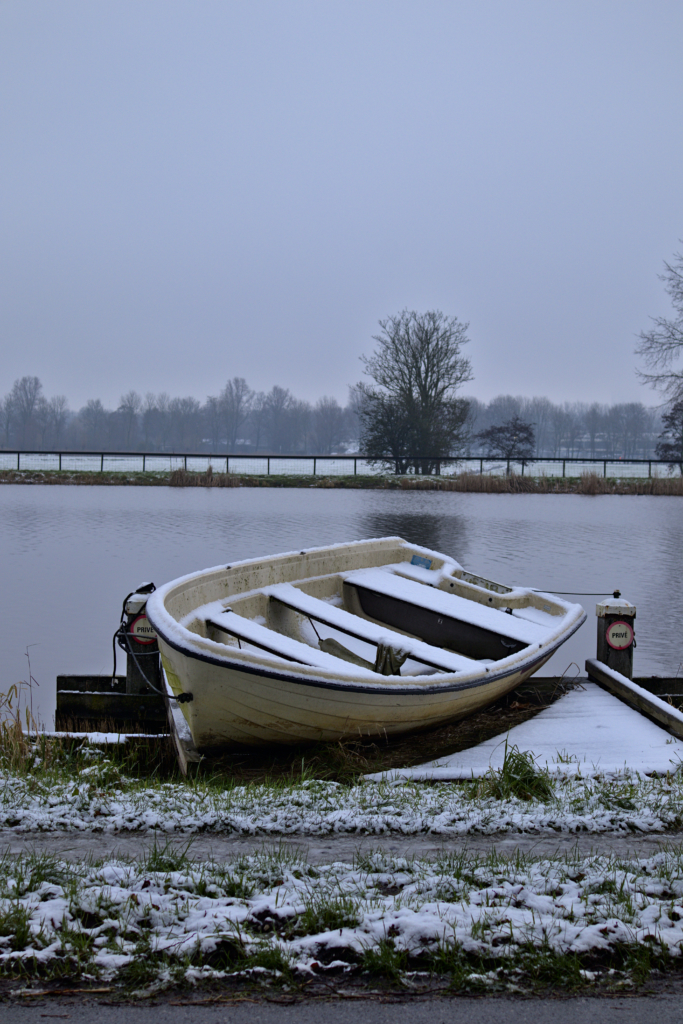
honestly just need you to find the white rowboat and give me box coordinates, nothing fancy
[145,537,586,751]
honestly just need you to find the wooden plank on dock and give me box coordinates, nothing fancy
[57,675,127,693]
[586,658,683,739]
[162,669,202,776]
[55,690,167,730]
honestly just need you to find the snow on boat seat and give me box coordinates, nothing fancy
[263,582,476,674]
[343,568,547,662]
[206,611,374,677]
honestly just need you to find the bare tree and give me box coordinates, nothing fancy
[141,393,158,448]
[155,393,173,450]
[79,399,109,449]
[584,403,605,458]
[118,391,142,447]
[549,404,569,456]
[358,309,473,473]
[264,386,293,451]
[0,393,15,447]
[636,246,683,403]
[562,403,582,457]
[46,396,69,448]
[168,397,201,450]
[261,386,310,452]
[485,395,523,427]
[526,397,553,457]
[477,415,535,467]
[622,402,648,459]
[203,395,223,450]
[248,392,268,452]
[10,376,43,447]
[312,396,345,454]
[344,386,365,449]
[603,404,627,458]
[219,377,252,450]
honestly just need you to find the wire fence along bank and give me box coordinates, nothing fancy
[1,450,681,478]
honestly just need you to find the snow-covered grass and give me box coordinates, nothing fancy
[2,743,683,837]
[2,844,683,992]
[4,741,683,992]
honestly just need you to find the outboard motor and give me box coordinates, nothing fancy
[113,582,162,694]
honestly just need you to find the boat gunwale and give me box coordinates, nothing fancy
[145,536,586,696]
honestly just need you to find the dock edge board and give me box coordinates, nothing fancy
[586,658,683,740]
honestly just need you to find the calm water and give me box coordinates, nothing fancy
[1,485,681,726]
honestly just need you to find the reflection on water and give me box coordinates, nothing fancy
[359,508,469,558]
[1,486,681,726]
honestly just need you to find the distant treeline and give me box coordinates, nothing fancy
[0,375,663,460]
[468,396,662,460]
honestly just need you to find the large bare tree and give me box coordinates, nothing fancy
[357,309,473,474]
[636,247,683,403]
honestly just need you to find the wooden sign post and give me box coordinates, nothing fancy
[596,591,636,679]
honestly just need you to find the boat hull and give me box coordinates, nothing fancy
[147,537,586,751]
[158,638,560,751]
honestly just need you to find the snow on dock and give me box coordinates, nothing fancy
[368,682,683,782]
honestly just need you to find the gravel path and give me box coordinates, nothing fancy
[3,828,683,862]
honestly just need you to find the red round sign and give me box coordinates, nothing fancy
[129,613,157,645]
[605,620,634,650]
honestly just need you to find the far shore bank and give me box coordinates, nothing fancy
[1,467,682,494]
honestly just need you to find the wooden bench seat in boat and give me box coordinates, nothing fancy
[206,611,374,676]
[342,568,547,662]
[263,583,477,673]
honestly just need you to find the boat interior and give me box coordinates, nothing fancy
[192,552,566,679]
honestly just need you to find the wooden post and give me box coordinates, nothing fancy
[595,592,636,680]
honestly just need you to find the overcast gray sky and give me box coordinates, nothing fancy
[1,0,682,410]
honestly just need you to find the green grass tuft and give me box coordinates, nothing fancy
[474,739,554,801]
[361,938,408,979]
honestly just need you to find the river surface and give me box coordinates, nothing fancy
[1,485,681,726]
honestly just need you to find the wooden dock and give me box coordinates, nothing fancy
[56,675,167,733]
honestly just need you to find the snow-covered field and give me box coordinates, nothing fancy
[2,845,683,989]
[4,747,683,990]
